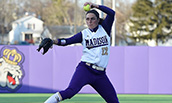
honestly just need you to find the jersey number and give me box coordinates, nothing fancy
[102,47,108,55]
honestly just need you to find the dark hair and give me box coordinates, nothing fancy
[86,9,104,24]
[86,9,99,19]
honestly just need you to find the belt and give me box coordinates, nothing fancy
[85,62,105,71]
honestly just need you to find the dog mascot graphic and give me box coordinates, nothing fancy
[0,46,24,91]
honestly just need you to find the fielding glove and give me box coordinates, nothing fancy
[37,38,53,55]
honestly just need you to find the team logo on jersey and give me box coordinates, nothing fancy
[0,46,25,92]
[85,35,108,49]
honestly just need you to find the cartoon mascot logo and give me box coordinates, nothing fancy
[0,46,24,91]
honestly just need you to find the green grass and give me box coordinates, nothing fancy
[0,93,172,103]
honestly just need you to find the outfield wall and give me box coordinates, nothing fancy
[0,45,172,94]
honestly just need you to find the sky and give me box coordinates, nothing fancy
[71,0,136,7]
[76,0,136,4]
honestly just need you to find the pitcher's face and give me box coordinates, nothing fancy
[86,13,99,30]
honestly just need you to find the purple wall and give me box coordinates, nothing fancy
[0,45,172,94]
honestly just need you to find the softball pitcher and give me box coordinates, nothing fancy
[38,2,119,103]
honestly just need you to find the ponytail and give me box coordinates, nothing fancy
[99,18,104,24]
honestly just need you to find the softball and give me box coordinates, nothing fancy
[83,4,91,12]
